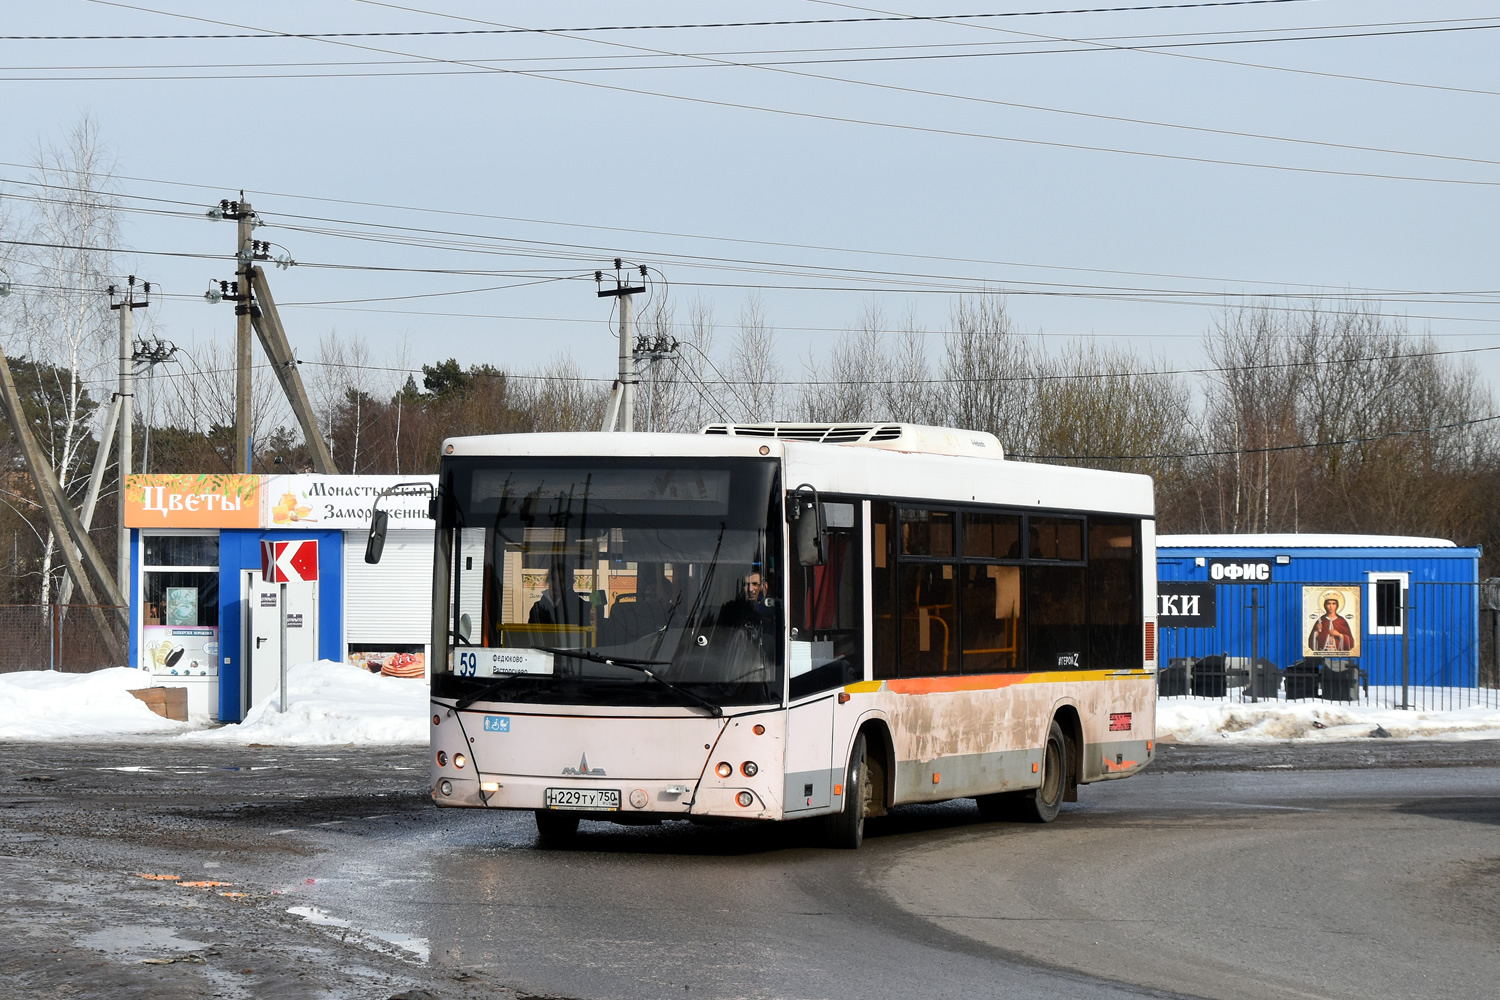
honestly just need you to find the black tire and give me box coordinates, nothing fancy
[976,720,1067,824]
[823,733,869,849]
[534,809,580,844]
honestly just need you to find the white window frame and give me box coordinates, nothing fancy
[1366,571,1408,635]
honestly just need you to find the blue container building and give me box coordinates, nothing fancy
[1155,534,1481,702]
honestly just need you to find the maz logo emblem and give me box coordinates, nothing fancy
[562,753,606,777]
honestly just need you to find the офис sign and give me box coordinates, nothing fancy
[1208,558,1272,582]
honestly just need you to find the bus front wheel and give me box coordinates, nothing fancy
[534,809,580,844]
[824,733,869,849]
[977,720,1067,824]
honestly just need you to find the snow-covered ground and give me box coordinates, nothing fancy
[1157,697,1500,743]
[3,664,1498,745]
[0,667,193,740]
[0,661,426,744]
[183,660,426,745]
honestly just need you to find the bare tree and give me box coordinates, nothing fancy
[881,308,935,424]
[1031,340,1195,492]
[11,117,119,602]
[939,295,1036,453]
[799,302,888,423]
[727,294,782,422]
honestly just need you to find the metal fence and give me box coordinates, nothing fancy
[0,604,129,674]
[1158,581,1499,710]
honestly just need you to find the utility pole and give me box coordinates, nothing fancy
[207,196,258,472]
[108,276,149,604]
[596,260,646,432]
[633,332,681,432]
[207,197,339,474]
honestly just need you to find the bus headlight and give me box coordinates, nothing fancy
[439,780,453,796]
[741,761,758,777]
[736,791,754,807]
[436,751,448,767]
[715,762,732,778]
[453,753,467,769]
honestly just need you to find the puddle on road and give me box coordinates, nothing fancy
[80,924,206,958]
[286,905,429,962]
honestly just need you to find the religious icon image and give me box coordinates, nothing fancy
[1303,585,1361,657]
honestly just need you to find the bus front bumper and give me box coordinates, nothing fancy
[431,772,780,820]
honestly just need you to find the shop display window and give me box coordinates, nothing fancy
[141,532,220,676]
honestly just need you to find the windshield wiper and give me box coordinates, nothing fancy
[453,674,527,712]
[534,645,724,718]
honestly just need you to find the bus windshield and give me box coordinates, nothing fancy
[433,456,783,709]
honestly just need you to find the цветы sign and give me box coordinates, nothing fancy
[124,474,260,529]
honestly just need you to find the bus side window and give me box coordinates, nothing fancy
[791,501,864,698]
[961,564,1023,672]
[1027,564,1087,671]
[872,502,898,680]
[899,561,956,675]
[1087,519,1141,666]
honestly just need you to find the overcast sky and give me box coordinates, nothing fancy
[3,0,1498,402]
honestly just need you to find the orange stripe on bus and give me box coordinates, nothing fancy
[884,674,1028,695]
[844,669,1151,697]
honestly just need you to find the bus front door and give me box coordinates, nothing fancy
[782,695,835,814]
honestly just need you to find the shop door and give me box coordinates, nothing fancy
[243,570,319,711]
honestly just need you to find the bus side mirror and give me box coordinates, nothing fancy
[365,509,389,564]
[792,498,825,567]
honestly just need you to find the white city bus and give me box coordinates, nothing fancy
[402,424,1157,847]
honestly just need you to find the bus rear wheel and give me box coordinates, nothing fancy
[823,733,869,849]
[976,720,1067,824]
[534,809,580,844]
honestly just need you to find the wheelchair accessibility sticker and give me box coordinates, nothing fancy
[483,715,511,733]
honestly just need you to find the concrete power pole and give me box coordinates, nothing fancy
[597,260,646,433]
[109,276,148,603]
[206,196,259,472]
[207,197,340,474]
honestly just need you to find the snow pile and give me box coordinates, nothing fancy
[1157,697,1500,743]
[183,659,427,745]
[0,667,190,740]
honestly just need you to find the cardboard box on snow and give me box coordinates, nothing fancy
[128,686,187,721]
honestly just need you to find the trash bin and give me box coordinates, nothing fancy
[1245,658,1282,701]
[1192,655,1227,698]
[1321,659,1360,701]
[1284,658,1320,700]
[1159,658,1191,697]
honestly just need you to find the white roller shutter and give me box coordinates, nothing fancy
[344,528,436,646]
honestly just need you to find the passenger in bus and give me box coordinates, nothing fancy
[718,569,772,630]
[604,563,679,643]
[529,568,592,626]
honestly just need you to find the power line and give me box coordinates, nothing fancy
[292,340,1500,389]
[1013,413,1500,461]
[79,1,1500,189]
[346,1,1500,174]
[31,5,1494,99]
[804,0,1500,106]
[0,162,1480,301]
[12,20,1500,81]
[10,2,1332,40]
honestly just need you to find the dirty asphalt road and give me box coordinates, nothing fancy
[1,739,1496,1000]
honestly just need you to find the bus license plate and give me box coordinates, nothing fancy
[544,787,620,812]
